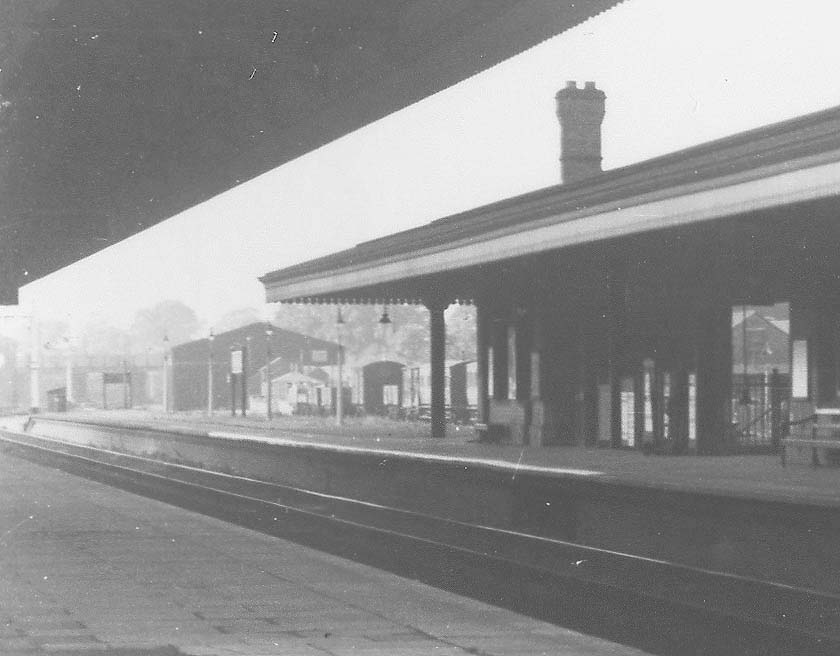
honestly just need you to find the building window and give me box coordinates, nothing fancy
[688,372,697,442]
[530,350,540,399]
[383,384,399,406]
[487,347,494,399]
[792,340,808,398]
[507,325,517,401]
[409,367,421,407]
[643,358,654,434]
[311,350,328,364]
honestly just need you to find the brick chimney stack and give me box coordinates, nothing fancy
[555,81,606,184]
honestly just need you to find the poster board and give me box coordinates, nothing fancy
[230,348,243,375]
[791,340,808,398]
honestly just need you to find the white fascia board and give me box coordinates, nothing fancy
[265,156,840,302]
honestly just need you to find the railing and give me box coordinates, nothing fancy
[781,416,840,467]
[405,404,477,424]
[731,371,789,450]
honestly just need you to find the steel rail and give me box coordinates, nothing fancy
[1,428,837,656]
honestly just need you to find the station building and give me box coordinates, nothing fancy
[260,82,840,453]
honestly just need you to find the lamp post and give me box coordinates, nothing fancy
[45,335,75,407]
[122,335,130,410]
[245,335,251,415]
[379,305,392,326]
[207,329,215,415]
[265,326,274,420]
[63,336,74,406]
[25,310,40,413]
[162,333,170,413]
[335,308,345,426]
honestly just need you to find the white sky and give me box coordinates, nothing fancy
[19,0,840,332]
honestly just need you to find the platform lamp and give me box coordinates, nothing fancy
[244,334,251,415]
[207,329,215,415]
[122,334,130,410]
[265,326,274,421]
[162,333,170,414]
[378,304,392,325]
[335,308,345,426]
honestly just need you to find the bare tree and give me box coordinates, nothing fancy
[129,300,199,350]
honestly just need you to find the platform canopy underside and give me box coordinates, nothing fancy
[0,0,622,303]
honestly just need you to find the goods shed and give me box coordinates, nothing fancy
[170,322,338,413]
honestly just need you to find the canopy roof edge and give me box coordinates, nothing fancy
[262,103,840,304]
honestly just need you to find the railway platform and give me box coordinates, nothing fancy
[31,409,840,508]
[6,411,840,590]
[0,449,650,656]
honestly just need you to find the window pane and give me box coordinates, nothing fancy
[487,347,494,398]
[507,326,517,400]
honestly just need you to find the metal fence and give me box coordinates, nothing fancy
[731,371,789,450]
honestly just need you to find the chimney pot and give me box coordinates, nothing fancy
[555,81,606,184]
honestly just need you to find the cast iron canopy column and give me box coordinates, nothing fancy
[695,299,732,455]
[475,299,490,427]
[425,298,449,439]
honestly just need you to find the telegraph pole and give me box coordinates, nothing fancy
[162,334,170,413]
[29,312,40,413]
[207,329,215,415]
[265,326,273,420]
[335,309,344,426]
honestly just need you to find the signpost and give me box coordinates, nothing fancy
[230,345,247,416]
[230,348,243,375]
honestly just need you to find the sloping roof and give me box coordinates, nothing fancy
[171,322,337,354]
[731,309,756,328]
[274,371,326,386]
[253,357,331,375]
[262,103,840,302]
[731,311,790,336]
[769,319,790,335]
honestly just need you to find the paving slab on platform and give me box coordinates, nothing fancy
[0,450,649,656]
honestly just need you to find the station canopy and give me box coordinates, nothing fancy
[0,0,621,304]
[260,104,840,306]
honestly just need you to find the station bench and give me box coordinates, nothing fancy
[781,423,840,467]
[474,422,510,443]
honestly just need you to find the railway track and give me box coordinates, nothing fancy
[1,427,838,656]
